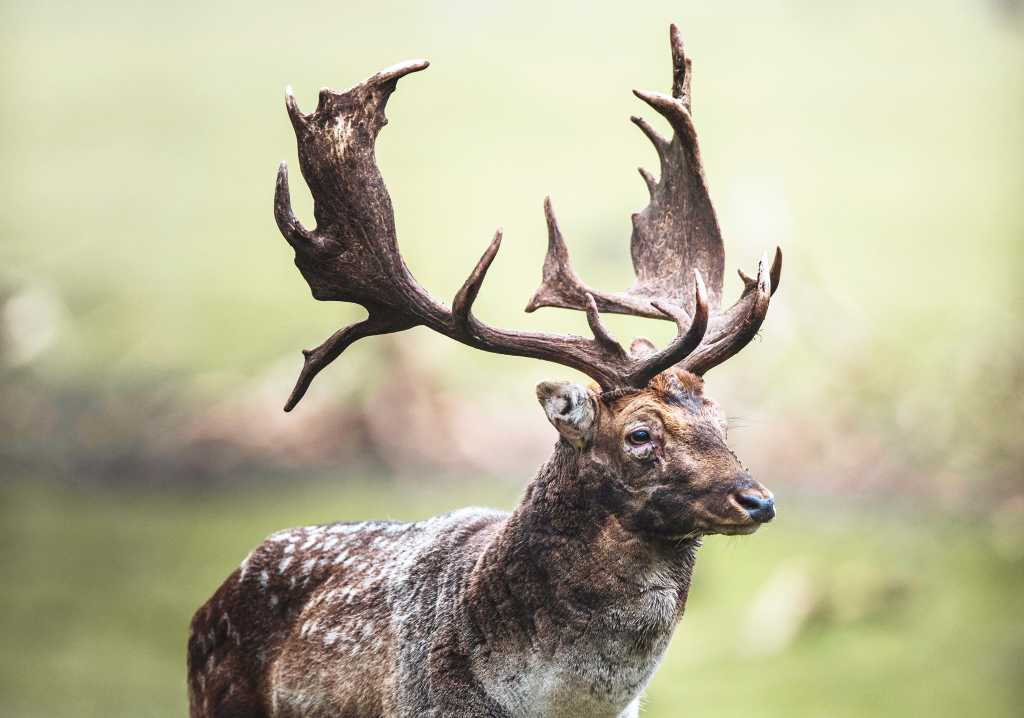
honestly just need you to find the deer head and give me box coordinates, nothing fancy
[537,370,774,539]
[273,26,781,532]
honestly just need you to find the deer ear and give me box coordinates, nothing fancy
[536,381,597,448]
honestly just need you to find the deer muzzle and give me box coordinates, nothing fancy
[733,489,776,523]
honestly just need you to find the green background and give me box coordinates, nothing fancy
[1,0,1022,715]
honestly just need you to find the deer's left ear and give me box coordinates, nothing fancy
[536,381,597,449]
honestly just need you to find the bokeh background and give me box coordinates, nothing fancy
[2,0,1022,715]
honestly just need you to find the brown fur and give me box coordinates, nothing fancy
[187,368,774,717]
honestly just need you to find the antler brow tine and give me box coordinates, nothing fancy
[584,294,626,357]
[627,270,710,386]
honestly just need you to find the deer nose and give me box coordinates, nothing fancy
[734,491,775,523]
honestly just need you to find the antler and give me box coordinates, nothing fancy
[525,25,782,375]
[275,60,709,410]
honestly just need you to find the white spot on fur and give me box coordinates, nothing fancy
[329,523,364,535]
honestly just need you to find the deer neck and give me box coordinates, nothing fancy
[468,440,699,656]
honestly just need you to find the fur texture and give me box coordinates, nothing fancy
[188,369,773,716]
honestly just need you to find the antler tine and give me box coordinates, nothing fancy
[584,294,627,357]
[284,86,307,133]
[637,167,658,198]
[452,229,503,334]
[524,198,590,313]
[284,311,416,412]
[630,115,672,193]
[527,197,667,319]
[681,252,779,376]
[770,246,783,296]
[631,89,698,149]
[738,247,782,294]
[630,115,670,157]
[313,59,430,115]
[370,59,431,86]
[627,270,709,386]
[669,23,692,109]
[452,230,629,371]
[274,162,316,250]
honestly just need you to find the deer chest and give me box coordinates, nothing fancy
[474,587,680,718]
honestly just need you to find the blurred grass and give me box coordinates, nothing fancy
[1,480,1021,717]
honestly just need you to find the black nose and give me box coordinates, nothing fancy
[735,491,776,523]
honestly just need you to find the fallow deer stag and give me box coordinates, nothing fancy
[189,25,782,718]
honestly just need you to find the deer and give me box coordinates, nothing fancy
[188,25,782,718]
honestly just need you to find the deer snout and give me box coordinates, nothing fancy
[733,488,776,523]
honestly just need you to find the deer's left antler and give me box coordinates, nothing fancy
[525,24,782,376]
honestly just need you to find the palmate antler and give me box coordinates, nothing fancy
[525,25,782,376]
[274,26,779,411]
[274,60,707,411]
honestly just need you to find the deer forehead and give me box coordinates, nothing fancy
[600,370,717,435]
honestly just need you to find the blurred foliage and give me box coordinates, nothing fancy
[1,0,1023,715]
[2,0,1022,502]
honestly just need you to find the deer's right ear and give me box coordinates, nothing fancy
[536,381,597,449]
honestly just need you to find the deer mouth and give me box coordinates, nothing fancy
[666,518,761,539]
[707,521,762,536]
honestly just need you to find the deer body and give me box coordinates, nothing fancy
[190,439,702,717]
[189,24,786,717]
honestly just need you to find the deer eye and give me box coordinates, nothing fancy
[627,428,652,445]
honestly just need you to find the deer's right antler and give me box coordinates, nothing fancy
[275,60,708,411]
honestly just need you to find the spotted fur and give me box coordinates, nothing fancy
[188,369,773,717]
